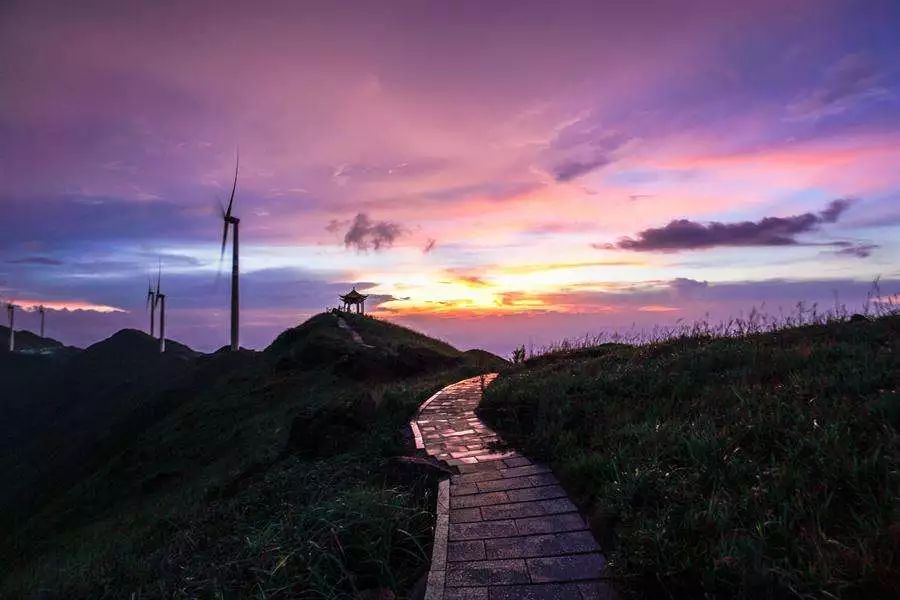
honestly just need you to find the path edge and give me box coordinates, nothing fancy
[410,389,443,450]
[424,478,450,600]
[411,386,450,599]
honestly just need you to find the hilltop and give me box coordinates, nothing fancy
[268,311,505,377]
[0,312,506,598]
[0,324,78,357]
[479,314,900,599]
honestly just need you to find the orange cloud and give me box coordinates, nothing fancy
[638,304,680,312]
[8,299,126,313]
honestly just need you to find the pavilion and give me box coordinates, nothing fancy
[339,287,369,314]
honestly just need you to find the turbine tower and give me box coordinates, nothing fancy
[157,293,166,354]
[6,302,15,352]
[147,278,158,336]
[155,262,166,353]
[38,305,46,338]
[220,154,241,351]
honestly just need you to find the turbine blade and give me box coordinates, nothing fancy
[224,150,239,219]
[220,221,229,258]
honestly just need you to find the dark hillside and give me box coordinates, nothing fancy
[0,325,76,356]
[479,315,900,599]
[1,313,502,599]
[0,329,205,530]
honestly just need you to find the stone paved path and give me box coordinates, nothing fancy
[411,374,614,600]
[334,313,373,348]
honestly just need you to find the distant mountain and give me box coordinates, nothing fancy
[82,328,197,362]
[0,328,206,529]
[0,325,78,357]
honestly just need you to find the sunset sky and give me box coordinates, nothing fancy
[1,0,898,354]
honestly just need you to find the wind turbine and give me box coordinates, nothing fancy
[38,305,46,338]
[6,302,15,352]
[219,154,241,351]
[146,278,158,336]
[154,261,166,353]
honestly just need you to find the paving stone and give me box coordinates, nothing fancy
[529,473,559,486]
[450,507,483,523]
[445,559,529,586]
[451,491,509,509]
[515,512,589,535]
[527,553,607,583]
[452,483,480,495]
[445,588,489,600]
[448,540,486,562]
[484,531,600,559]
[457,463,504,475]
[449,519,517,541]
[506,484,568,503]
[475,451,518,462]
[453,470,505,484]
[503,456,532,468]
[500,464,552,478]
[476,476,536,493]
[446,429,477,437]
[488,583,586,600]
[452,449,491,459]
[480,498,578,521]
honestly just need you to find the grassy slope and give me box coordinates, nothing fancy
[1,313,503,599]
[0,330,200,530]
[479,315,899,599]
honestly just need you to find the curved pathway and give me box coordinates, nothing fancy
[412,374,614,600]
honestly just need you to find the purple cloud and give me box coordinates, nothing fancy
[829,242,879,258]
[6,256,63,266]
[544,118,627,182]
[423,238,437,253]
[788,54,891,120]
[340,213,405,252]
[605,199,853,252]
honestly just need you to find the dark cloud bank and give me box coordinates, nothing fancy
[602,199,874,255]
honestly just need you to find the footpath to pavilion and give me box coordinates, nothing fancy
[410,374,616,600]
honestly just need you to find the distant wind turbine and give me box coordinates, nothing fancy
[6,302,15,352]
[219,153,241,351]
[154,261,166,353]
[147,277,158,336]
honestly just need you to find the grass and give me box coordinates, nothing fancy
[479,312,899,599]
[1,314,497,599]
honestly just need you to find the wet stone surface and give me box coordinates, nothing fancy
[414,375,613,599]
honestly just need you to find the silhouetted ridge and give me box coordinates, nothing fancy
[0,325,73,355]
[83,328,197,362]
[266,312,506,378]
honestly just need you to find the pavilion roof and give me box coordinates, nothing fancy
[340,288,368,302]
